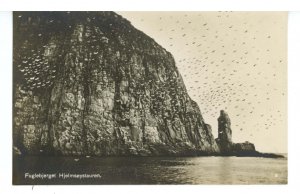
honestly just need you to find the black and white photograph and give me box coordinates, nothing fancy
[12,11,287,185]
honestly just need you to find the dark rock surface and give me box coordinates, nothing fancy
[233,141,256,153]
[13,11,219,156]
[215,110,233,153]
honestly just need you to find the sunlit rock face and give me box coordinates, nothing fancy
[13,11,219,156]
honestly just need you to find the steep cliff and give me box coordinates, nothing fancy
[13,11,219,156]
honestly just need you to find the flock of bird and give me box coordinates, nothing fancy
[15,12,286,151]
[119,11,286,145]
[17,47,56,90]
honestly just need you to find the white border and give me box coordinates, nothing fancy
[0,10,13,192]
[0,0,299,11]
[287,11,300,188]
[1,2,300,194]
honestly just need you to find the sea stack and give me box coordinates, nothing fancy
[216,110,233,153]
[216,110,256,155]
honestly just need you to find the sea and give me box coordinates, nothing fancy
[13,155,287,185]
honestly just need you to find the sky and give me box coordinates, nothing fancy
[117,12,287,153]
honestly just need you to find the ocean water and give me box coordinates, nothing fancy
[13,155,287,185]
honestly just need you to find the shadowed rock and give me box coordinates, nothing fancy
[216,110,233,153]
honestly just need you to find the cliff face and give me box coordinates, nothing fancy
[13,11,219,156]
